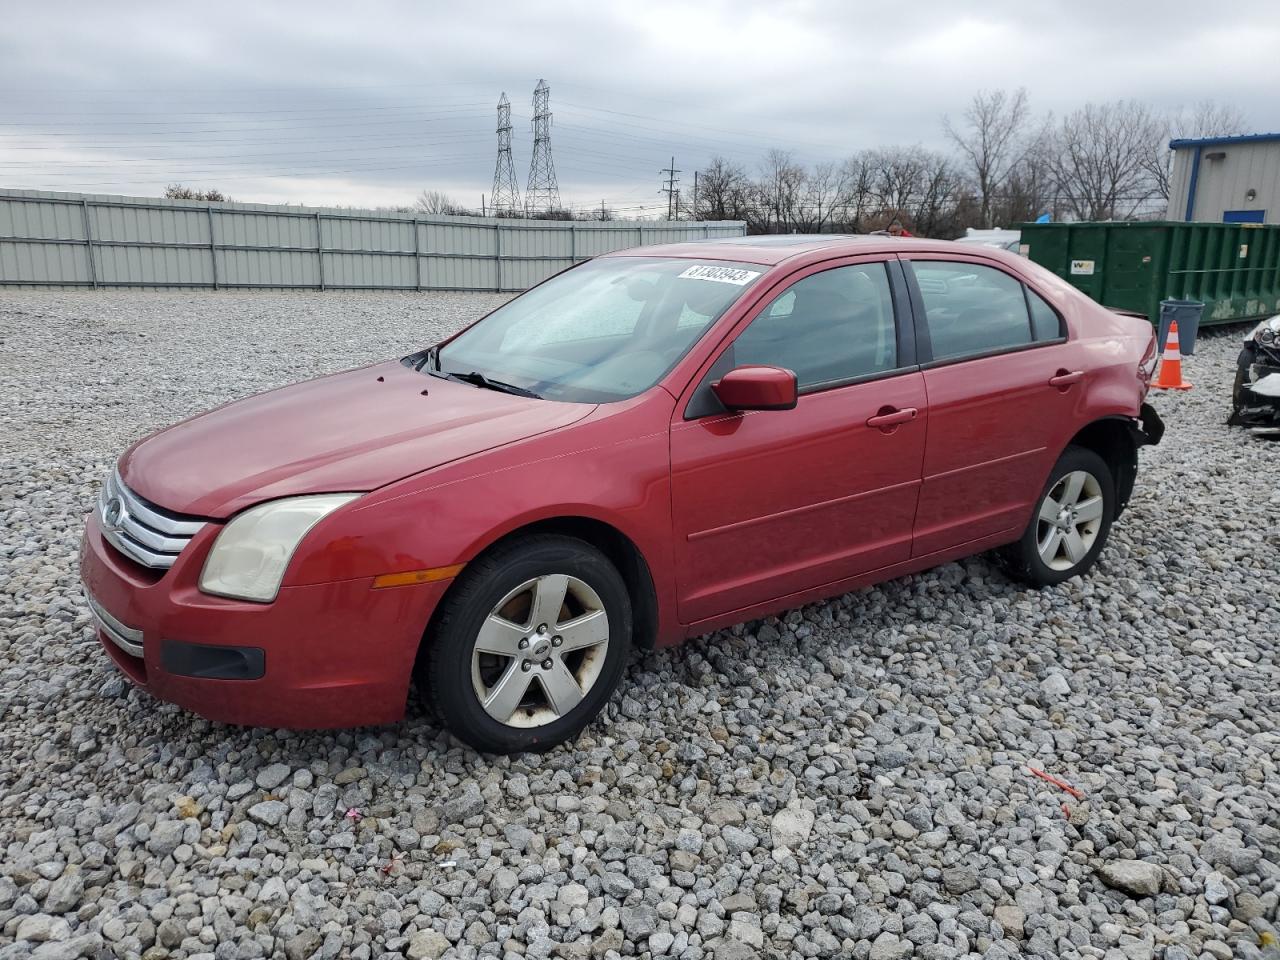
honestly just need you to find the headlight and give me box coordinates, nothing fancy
[199,494,360,602]
[1249,315,1280,344]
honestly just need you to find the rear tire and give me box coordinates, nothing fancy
[419,535,631,754]
[1001,445,1115,588]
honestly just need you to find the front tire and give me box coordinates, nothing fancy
[1002,446,1115,588]
[420,535,632,754]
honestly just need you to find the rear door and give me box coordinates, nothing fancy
[904,255,1086,557]
[670,257,926,625]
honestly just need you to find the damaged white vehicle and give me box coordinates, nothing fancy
[1229,315,1280,437]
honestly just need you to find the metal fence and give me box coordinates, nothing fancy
[0,188,746,292]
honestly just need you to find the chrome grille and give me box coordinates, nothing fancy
[98,471,205,570]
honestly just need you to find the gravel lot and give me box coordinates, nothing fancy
[0,291,1277,960]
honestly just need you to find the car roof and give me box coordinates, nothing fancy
[602,234,1005,267]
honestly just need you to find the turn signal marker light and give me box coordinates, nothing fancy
[372,564,466,589]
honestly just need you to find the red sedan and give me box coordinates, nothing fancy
[80,236,1163,753]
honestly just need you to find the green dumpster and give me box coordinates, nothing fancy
[1017,220,1280,327]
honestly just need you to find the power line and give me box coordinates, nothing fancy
[525,79,561,214]
[0,99,493,119]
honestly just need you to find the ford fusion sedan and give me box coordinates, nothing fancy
[80,235,1163,753]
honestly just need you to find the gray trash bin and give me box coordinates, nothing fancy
[1157,299,1204,356]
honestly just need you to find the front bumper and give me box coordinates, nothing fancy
[79,512,450,728]
[1229,349,1280,435]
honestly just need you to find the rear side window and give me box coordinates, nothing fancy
[1026,287,1065,340]
[912,261,1032,360]
[733,263,898,389]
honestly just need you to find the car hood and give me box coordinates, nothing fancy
[119,360,595,518]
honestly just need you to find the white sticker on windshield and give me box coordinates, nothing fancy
[678,264,761,286]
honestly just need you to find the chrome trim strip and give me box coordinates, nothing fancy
[112,517,191,553]
[112,471,205,536]
[99,471,206,571]
[101,525,176,569]
[85,591,145,658]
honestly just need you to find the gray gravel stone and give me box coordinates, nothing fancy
[442,781,484,823]
[41,869,83,914]
[405,929,450,960]
[255,761,292,790]
[1096,860,1164,897]
[993,904,1025,939]
[1039,670,1072,701]
[247,799,288,826]
[621,903,658,938]
[769,806,815,847]
[721,825,755,854]
[869,932,912,960]
[146,819,185,857]
[16,914,70,942]
[0,294,1274,960]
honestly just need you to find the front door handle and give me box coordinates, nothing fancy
[866,406,918,430]
[1049,370,1084,388]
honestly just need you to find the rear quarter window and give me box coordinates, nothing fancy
[1026,287,1065,341]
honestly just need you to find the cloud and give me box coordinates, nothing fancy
[1,0,1273,213]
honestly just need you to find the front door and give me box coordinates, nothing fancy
[670,259,926,625]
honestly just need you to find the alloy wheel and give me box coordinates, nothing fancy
[470,574,610,728]
[1036,470,1104,571]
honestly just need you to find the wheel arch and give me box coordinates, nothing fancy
[423,514,661,656]
[1065,416,1141,515]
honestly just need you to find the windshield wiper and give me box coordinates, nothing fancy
[438,369,541,399]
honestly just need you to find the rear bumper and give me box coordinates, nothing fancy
[1135,403,1165,446]
[79,512,450,729]
[1112,404,1163,517]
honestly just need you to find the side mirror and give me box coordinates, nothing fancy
[712,365,798,412]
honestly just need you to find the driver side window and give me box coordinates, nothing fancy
[733,263,898,389]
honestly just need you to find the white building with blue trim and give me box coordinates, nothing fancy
[1169,133,1280,224]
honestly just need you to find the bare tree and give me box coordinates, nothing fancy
[943,88,1033,228]
[1145,99,1249,200]
[866,146,935,218]
[696,156,753,222]
[1177,99,1250,140]
[757,149,807,233]
[527,208,576,221]
[793,162,843,233]
[165,183,228,202]
[911,154,966,237]
[995,140,1058,225]
[414,190,469,216]
[1048,101,1164,220]
[835,152,877,232]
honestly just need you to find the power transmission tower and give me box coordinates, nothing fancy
[659,156,681,220]
[525,79,561,215]
[490,93,521,217]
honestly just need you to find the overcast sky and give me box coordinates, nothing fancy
[2,0,1276,216]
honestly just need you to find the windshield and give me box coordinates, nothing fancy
[432,256,765,403]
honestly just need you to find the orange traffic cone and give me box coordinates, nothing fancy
[1152,319,1192,391]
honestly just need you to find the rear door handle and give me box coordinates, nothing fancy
[866,406,918,430]
[1049,370,1084,388]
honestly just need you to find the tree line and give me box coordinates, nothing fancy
[688,92,1246,237]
